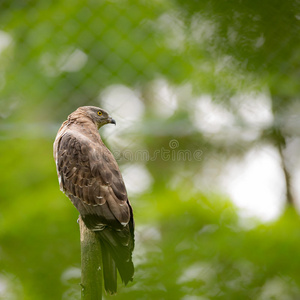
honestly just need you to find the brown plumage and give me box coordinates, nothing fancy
[53,106,134,294]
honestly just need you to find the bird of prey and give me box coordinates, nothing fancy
[53,106,134,294]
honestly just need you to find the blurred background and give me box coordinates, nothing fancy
[1,0,300,299]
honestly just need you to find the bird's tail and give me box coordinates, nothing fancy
[97,226,134,294]
[101,241,117,294]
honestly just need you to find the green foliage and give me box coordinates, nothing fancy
[173,0,300,99]
[0,0,300,299]
[1,136,300,299]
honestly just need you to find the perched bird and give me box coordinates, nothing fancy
[53,106,134,294]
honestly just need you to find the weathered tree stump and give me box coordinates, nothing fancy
[79,216,102,300]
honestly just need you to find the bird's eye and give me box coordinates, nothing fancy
[97,111,102,116]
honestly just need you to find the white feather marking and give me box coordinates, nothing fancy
[92,224,106,231]
[91,201,105,206]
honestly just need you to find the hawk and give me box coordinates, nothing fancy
[53,106,134,294]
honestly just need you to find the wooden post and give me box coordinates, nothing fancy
[79,216,102,300]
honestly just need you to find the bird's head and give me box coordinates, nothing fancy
[76,106,116,129]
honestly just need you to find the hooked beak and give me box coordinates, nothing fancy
[108,118,116,125]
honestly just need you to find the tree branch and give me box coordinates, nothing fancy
[278,140,294,207]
